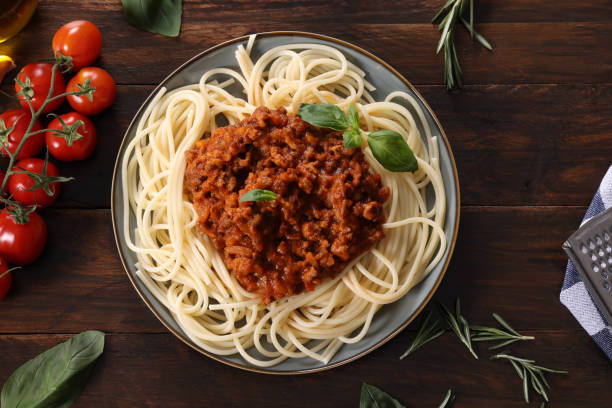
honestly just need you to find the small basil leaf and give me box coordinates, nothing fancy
[360,383,406,408]
[1,330,105,408]
[348,103,360,131]
[122,0,182,37]
[367,130,418,173]
[240,189,277,202]
[299,103,350,131]
[343,129,363,149]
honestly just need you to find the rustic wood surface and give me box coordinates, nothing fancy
[1,1,611,407]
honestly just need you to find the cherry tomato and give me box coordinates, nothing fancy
[0,109,44,159]
[15,63,65,114]
[66,67,115,115]
[0,257,11,300]
[0,209,46,266]
[8,158,62,208]
[46,112,97,161]
[52,20,102,71]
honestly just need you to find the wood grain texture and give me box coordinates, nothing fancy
[0,330,610,408]
[1,6,611,85]
[0,206,587,333]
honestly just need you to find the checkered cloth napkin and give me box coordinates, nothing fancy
[560,165,612,360]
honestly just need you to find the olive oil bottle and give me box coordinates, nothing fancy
[0,0,38,43]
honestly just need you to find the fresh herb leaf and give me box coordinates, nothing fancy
[491,351,567,404]
[343,129,362,149]
[1,330,105,408]
[400,309,445,359]
[348,103,360,130]
[437,389,455,408]
[360,383,405,408]
[471,313,534,350]
[239,188,277,203]
[432,0,493,90]
[122,0,182,37]
[367,130,418,173]
[438,299,478,359]
[298,103,351,131]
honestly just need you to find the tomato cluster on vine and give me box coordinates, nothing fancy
[0,20,115,299]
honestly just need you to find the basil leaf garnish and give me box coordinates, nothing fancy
[1,330,105,408]
[122,0,182,37]
[299,103,350,131]
[367,129,418,172]
[240,188,277,202]
[348,103,360,130]
[360,383,405,408]
[343,129,362,149]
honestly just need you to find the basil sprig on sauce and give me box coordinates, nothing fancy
[240,188,277,202]
[1,330,105,408]
[298,103,418,172]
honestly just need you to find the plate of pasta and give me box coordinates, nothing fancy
[111,31,459,374]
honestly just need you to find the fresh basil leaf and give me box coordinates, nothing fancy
[360,383,405,408]
[367,130,418,173]
[122,0,182,37]
[348,103,360,131]
[299,103,350,131]
[343,129,362,149]
[240,189,277,202]
[1,330,105,408]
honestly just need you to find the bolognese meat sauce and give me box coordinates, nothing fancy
[184,107,389,303]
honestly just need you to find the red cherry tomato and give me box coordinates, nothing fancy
[0,257,11,300]
[66,67,115,115]
[8,158,62,208]
[0,109,44,159]
[46,112,97,161]
[15,63,65,114]
[52,20,102,71]
[0,209,46,266]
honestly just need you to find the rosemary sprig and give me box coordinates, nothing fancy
[471,313,534,350]
[438,299,478,359]
[491,351,568,403]
[432,0,493,90]
[400,309,445,359]
[437,389,454,408]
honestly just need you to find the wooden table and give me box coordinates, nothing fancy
[1,1,611,406]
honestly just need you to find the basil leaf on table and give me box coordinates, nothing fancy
[299,103,350,130]
[1,330,105,408]
[122,0,182,37]
[360,383,405,408]
[367,129,418,173]
[240,188,277,202]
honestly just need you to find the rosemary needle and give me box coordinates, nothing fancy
[432,0,493,90]
[491,351,567,403]
[438,299,478,359]
[400,309,445,359]
[471,313,535,350]
[437,389,455,408]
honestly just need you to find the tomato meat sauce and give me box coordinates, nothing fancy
[185,107,390,303]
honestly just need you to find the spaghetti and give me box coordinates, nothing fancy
[121,35,447,367]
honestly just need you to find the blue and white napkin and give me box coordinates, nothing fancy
[560,165,612,360]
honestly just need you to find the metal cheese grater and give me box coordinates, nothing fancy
[563,207,612,325]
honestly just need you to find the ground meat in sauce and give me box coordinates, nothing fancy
[184,106,390,303]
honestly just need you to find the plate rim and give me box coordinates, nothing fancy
[110,30,461,375]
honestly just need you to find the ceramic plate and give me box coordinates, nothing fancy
[111,32,460,374]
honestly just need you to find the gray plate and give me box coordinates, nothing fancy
[111,32,460,374]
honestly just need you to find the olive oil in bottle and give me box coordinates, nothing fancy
[0,0,38,43]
